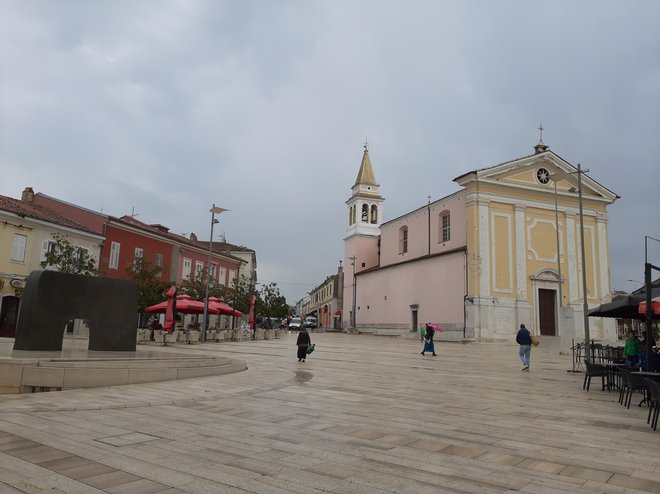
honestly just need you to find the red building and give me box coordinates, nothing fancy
[30,191,244,286]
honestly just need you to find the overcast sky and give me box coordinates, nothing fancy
[1,1,659,303]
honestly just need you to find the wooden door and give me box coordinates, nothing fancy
[539,289,556,336]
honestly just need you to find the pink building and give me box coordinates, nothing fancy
[343,147,467,338]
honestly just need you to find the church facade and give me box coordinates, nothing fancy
[343,141,619,343]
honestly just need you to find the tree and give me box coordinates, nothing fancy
[218,277,254,313]
[125,258,172,313]
[40,233,99,275]
[257,282,288,318]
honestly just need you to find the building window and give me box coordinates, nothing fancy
[441,212,450,242]
[219,267,226,286]
[361,204,369,222]
[155,253,163,276]
[370,204,378,224]
[109,241,120,269]
[40,239,57,262]
[195,261,204,279]
[228,269,236,287]
[210,263,217,280]
[182,258,192,280]
[134,247,143,267]
[536,168,550,184]
[11,234,28,262]
[399,226,408,254]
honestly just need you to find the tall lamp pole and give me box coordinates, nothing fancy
[576,164,592,363]
[550,168,591,360]
[644,236,660,364]
[547,176,564,311]
[202,205,228,343]
[349,256,356,329]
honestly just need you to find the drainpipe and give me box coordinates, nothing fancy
[427,197,431,256]
[463,250,468,338]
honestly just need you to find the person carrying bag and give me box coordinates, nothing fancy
[421,323,437,356]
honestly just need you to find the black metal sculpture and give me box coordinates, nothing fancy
[13,271,138,352]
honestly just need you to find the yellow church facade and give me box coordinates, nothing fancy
[457,141,619,341]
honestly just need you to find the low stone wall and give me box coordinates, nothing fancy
[0,355,247,394]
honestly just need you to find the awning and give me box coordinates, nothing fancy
[639,298,660,315]
[589,288,660,320]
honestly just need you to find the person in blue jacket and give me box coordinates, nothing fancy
[516,324,532,371]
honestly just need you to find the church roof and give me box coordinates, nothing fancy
[453,144,619,201]
[353,148,378,187]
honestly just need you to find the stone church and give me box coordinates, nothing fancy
[342,140,619,343]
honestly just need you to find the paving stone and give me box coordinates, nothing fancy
[1,334,659,493]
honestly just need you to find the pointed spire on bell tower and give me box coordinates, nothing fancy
[534,122,549,154]
[354,139,378,187]
[345,141,384,238]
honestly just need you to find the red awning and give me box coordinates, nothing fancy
[638,299,660,315]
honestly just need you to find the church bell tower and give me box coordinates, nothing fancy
[343,143,384,329]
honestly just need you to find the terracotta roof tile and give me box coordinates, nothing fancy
[0,194,94,233]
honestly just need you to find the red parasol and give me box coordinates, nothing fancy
[426,323,444,332]
[204,297,244,317]
[162,286,176,333]
[249,294,256,330]
[146,294,220,315]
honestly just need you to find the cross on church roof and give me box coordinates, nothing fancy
[538,122,544,141]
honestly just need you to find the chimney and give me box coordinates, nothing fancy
[189,232,197,242]
[21,187,34,203]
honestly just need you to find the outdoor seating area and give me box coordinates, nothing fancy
[137,327,282,346]
[580,342,660,432]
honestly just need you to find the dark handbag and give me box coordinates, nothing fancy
[306,344,315,355]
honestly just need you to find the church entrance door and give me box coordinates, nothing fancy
[538,289,556,336]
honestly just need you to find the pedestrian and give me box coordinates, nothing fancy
[296,327,311,362]
[420,323,437,356]
[516,323,532,371]
[624,330,641,368]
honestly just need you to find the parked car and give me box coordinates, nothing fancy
[305,316,317,329]
[288,317,302,330]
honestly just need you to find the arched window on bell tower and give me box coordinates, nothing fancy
[370,204,378,224]
[361,204,369,222]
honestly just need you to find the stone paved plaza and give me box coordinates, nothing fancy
[1,333,659,493]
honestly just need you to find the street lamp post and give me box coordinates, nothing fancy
[552,179,563,308]
[550,166,591,362]
[644,236,660,364]
[349,256,356,329]
[202,205,228,343]
[576,164,592,363]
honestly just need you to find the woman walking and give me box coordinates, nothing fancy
[296,327,311,362]
[421,323,437,356]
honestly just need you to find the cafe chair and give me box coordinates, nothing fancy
[583,361,608,392]
[645,379,660,431]
[619,369,649,409]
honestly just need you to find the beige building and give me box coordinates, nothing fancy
[0,192,103,337]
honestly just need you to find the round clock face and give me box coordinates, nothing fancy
[536,168,550,184]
